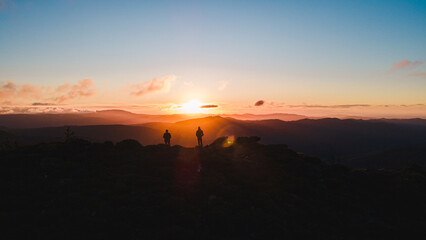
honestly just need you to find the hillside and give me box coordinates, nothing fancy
[0,110,310,128]
[0,110,205,128]
[343,145,426,169]
[1,137,425,239]
[3,116,426,167]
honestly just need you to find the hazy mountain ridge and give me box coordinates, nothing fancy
[0,110,205,128]
[0,110,310,128]
[1,109,425,128]
[2,116,426,168]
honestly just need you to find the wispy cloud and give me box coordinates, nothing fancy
[387,59,423,73]
[254,100,265,106]
[218,80,228,91]
[0,79,96,104]
[54,79,95,103]
[0,0,5,10]
[0,80,44,100]
[133,75,176,96]
[0,106,91,114]
[407,72,426,78]
[0,0,14,12]
[288,104,371,108]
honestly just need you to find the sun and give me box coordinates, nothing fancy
[181,100,203,114]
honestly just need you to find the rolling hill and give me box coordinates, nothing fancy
[3,116,426,167]
[0,110,309,128]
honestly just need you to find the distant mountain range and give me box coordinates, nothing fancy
[1,112,426,168]
[0,110,310,128]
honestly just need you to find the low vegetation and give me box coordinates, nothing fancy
[1,137,425,239]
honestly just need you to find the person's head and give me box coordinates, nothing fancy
[165,129,168,132]
[198,126,201,129]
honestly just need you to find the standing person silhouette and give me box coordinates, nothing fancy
[196,126,204,147]
[163,129,171,146]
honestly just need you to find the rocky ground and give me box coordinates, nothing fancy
[1,137,425,239]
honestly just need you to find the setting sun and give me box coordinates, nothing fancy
[181,100,203,114]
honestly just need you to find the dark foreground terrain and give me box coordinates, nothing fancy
[1,137,426,239]
[2,116,426,167]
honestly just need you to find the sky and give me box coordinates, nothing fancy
[1,0,426,117]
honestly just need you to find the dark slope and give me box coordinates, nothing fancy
[1,138,425,239]
[343,145,426,169]
[0,130,15,145]
[11,125,160,144]
[142,117,426,160]
[372,118,426,128]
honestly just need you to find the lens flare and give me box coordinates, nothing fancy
[223,136,235,147]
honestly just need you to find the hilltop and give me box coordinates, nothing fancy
[1,137,425,239]
[2,116,426,168]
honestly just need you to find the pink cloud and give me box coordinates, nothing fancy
[0,79,95,104]
[0,0,15,12]
[133,75,176,96]
[0,81,16,99]
[407,72,426,78]
[56,83,70,92]
[288,104,371,108]
[54,79,95,103]
[388,59,423,73]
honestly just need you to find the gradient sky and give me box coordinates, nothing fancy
[1,0,426,117]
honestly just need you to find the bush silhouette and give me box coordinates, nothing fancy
[116,139,143,150]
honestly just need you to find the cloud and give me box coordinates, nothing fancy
[167,105,183,111]
[0,106,90,114]
[0,81,16,99]
[133,75,176,96]
[289,104,371,108]
[218,81,228,91]
[0,0,14,12]
[407,72,426,78]
[200,104,219,109]
[0,79,95,104]
[388,59,423,73]
[254,100,265,106]
[0,80,43,100]
[54,79,95,103]
[32,102,55,106]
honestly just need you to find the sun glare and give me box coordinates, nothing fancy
[181,100,203,114]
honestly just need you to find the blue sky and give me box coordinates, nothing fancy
[1,0,426,116]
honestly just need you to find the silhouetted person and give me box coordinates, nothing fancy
[163,129,171,146]
[196,126,204,147]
